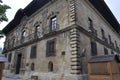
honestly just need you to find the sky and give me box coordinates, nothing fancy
[0,0,120,48]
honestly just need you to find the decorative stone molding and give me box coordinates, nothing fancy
[47,11,59,19]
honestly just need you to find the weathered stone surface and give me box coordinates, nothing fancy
[3,0,120,80]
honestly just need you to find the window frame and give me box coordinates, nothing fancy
[88,18,93,30]
[30,45,37,59]
[21,30,26,43]
[34,25,40,38]
[46,39,56,57]
[50,16,57,31]
[91,41,97,56]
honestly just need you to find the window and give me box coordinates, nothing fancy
[108,35,112,44]
[91,41,97,56]
[104,48,108,55]
[88,18,93,30]
[46,39,56,57]
[22,31,26,38]
[31,63,35,71]
[101,29,105,39]
[34,25,40,38]
[30,45,37,59]
[21,31,26,43]
[51,16,57,31]
[8,53,12,62]
[48,61,53,72]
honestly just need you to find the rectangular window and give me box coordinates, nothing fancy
[30,45,37,59]
[51,16,57,31]
[91,41,97,56]
[46,39,56,57]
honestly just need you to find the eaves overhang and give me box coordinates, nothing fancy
[2,0,51,35]
[2,0,120,35]
[89,0,120,33]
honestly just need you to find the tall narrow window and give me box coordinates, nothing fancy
[34,25,40,38]
[101,29,105,39]
[8,53,12,62]
[21,31,26,43]
[104,48,108,55]
[108,35,112,44]
[48,61,53,72]
[46,39,56,57]
[88,18,93,30]
[30,45,37,59]
[51,16,57,31]
[91,41,97,56]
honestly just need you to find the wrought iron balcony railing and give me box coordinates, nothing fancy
[3,31,42,52]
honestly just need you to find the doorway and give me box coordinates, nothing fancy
[15,54,22,74]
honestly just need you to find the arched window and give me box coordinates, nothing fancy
[22,31,26,38]
[31,63,35,71]
[34,25,40,38]
[21,30,26,43]
[48,61,53,72]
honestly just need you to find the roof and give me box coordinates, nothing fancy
[2,0,51,35]
[89,0,120,33]
[89,54,120,63]
[2,0,120,35]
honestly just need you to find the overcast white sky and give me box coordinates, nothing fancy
[0,0,120,48]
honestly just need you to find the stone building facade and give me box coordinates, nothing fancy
[2,0,120,80]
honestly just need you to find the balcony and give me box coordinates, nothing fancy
[3,31,42,52]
